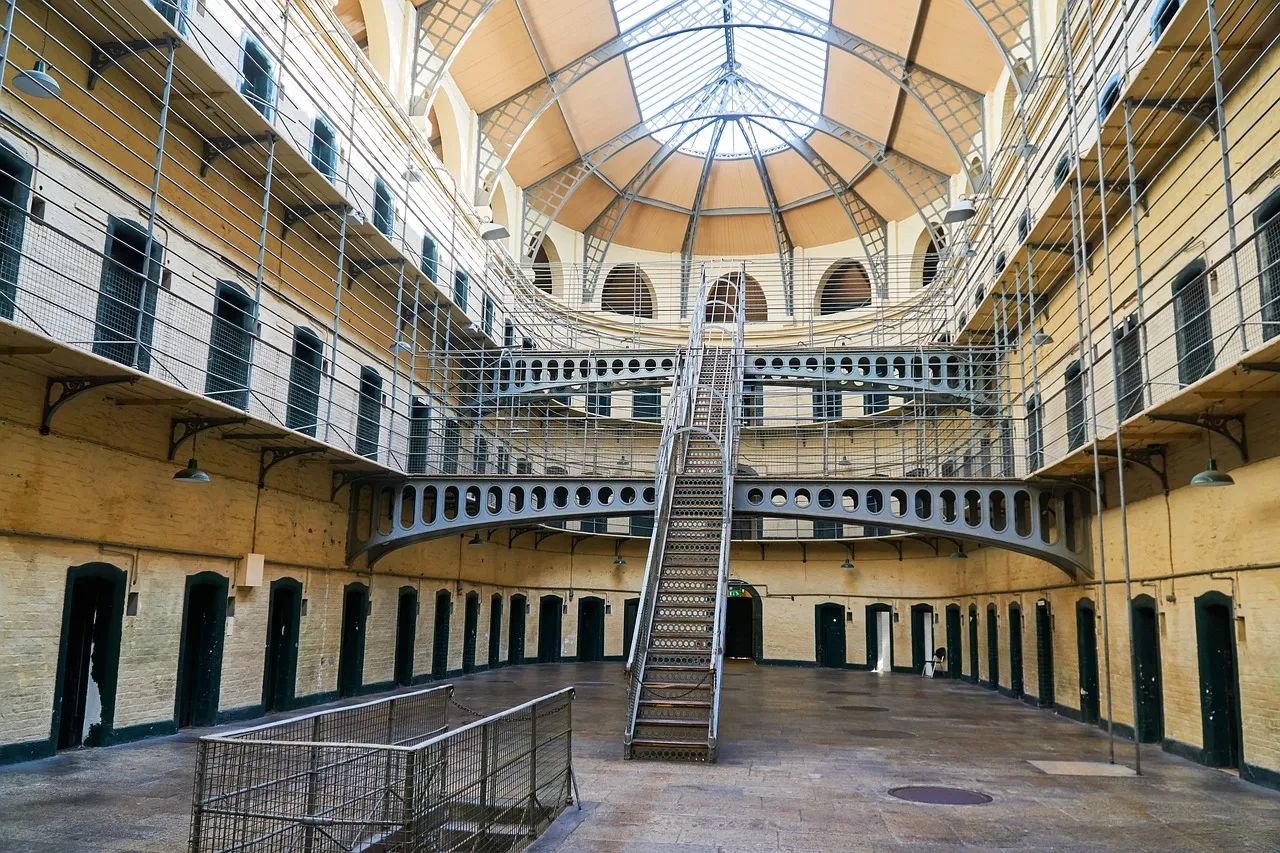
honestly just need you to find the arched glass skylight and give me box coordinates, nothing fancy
[613,0,832,158]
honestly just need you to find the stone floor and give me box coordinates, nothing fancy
[2,662,1278,851]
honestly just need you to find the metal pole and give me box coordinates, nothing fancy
[388,260,407,462]
[243,136,276,406]
[0,0,17,84]
[322,212,349,443]
[1122,103,1152,410]
[1206,0,1246,349]
[131,38,177,371]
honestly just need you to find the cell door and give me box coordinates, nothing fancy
[1035,600,1055,706]
[577,598,605,662]
[986,605,999,688]
[910,605,932,673]
[538,596,563,663]
[337,584,368,698]
[394,588,417,687]
[622,597,640,661]
[176,575,228,729]
[815,604,845,668]
[262,579,301,713]
[0,141,32,321]
[462,593,479,673]
[865,603,891,671]
[968,606,979,683]
[488,595,503,669]
[724,597,754,660]
[55,565,126,750]
[1008,605,1024,699]
[1131,597,1163,743]
[432,591,452,678]
[508,595,527,665]
[946,606,962,678]
[1195,592,1242,768]
[1076,600,1100,725]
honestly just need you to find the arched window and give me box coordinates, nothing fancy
[915,225,943,290]
[0,141,33,321]
[407,396,430,474]
[533,243,552,293]
[93,217,162,372]
[1098,73,1123,122]
[818,260,872,314]
[372,177,394,237]
[286,327,324,436]
[239,32,275,119]
[1053,152,1072,190]
[356,366,382,460]
[205,281,255,410]
[600,264,654,318]
[1255,187,1280,339]
[1152,0,1180,39]
[311,114,338,181]
[421,232,438,282]
[1172,259,1214,384]
[706,272,767,322]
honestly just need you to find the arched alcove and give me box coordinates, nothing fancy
[426,91,465,185]
[600,264,655,318]
[817,260,872,314]
[706,272,768,322]
[530,234,561,296]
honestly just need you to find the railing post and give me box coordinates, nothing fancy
[1205,0,1246,351]
[302,715,321,853]
[402,747,418,849]
[527,698,539,836]
[188,739,208,853]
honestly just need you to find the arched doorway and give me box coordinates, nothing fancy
[815,603,846,668]
[432,589,452,678]
[1195,591,1241,767]
[538,595,563,663]
[1076,598,1100,725]
[577,597,605,662]
[462,592,480,674]
[488,594,503,669]
[945,604,962,678]
[54,563,127,750]
[622,597,640,661]
[508,594,527,665]
[967,604,979,683]
[866,603,892,672]
[175,572,229,728]
[1131,595,1163,743]
[725,583,762,661]
[910,604,934,674]
[337,583,368,698]
[394,587,417,687]
[1008,603,1024,699]
[985,603,999,690]
[262,577,302,714]
[1035,598,1055,706]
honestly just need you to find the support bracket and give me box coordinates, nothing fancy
[1028,241,1085,257]
[200,132,274,177]
[1127,97,1217,135]
[1087,444,1168,492]
[1240,362,1280,373]
[259,446,327,488]
[348,258,403,281]
[1146,412,1247,462]
[88,36,176,89]
[169,417,248,460]
[42,375,135,435]
[282,203,349,237]
[330,470,369,501]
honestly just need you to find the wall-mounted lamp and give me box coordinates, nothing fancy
[1030,330,1054,347]
[14,59,61,99]
[480,222,510,241]
[943,198,977,224]
[173,432,210,483]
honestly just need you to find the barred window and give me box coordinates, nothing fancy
[1065,360,1086,450]
[1114,316,1144,419]
[1255,188,1280,339]
[421,232,438,282]
[633,387,660,422]
[286,328,324,436]
[356,367,383,460]
[310,115,338,181]
[1172,260,1214,385]
[205,281,255,410]
[93,217,162,372]
[0,142,32,321]
[1026,394,1043,471]
[813,390,842,421]
[372,177,394,237]
[239,34,275,119]
[407,397,430,474]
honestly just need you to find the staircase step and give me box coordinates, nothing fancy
[642,682,712,690]
[640,698,711,708]
[629,738,710,750]
[645,663,714,672]
[632,717,708,727]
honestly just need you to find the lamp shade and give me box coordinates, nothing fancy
[1190,458,1234,487]
[480,222,510,241]
[943,198,977,224]
[173,458,210,483]
[14,60,60,99]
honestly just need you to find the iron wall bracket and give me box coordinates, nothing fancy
[1087,443,1168,492]
[1146,412,1247,462]
[200,132,274,177]
[42,375,136,435]
[169,416,248,460]
[259,446,327,487]
[282,203,350,237]
[88,36,177,89]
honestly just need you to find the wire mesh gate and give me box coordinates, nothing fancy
[189,685,576,852]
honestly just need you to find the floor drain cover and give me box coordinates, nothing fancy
[837,705,889,713]
[889,786,992,805]
[851,729,917,740]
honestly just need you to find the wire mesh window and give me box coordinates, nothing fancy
[742,383,763,426]
[204,281,255,409]
[818,260,872,314]
[1114,316,1144,420]
[1172,259,1215,385]
[93,217,162,372]
[407,397,430,473]
[633,387,660,422]
[442,420,461,473]
[587,387,611,417]
[582,517,607,533]
[239,33,275,119]
[600,264,654,318]
[630,514,654,537]
[0,143,31,321]
[453,269,469,312]
[813,520,843,539]
[482,294,495,335]
[310,114,338,181]
[152,0,187,30]
[706,272,768,322]
[422,232,438,282]
[1053,152,1072,190]
[373,176,394,237]
[285,327,323,436]
[813,390,842,421]
[356,366,383,460]
[1256,188,1280,340]
[863,393,888,415]
[1026,393,1043,470]
[1065,360,1086,450]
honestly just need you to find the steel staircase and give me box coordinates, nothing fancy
[624,269,745,762]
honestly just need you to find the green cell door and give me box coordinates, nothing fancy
[538,596,563,663]
[462,592,479,673]
[577,597,605,662]
[1195,592,1242,767]
[910,604,932,673]
[262,578,301,713]
[54,564,126,749]
[488,594,503,669]
[508,595,527,665]
[1131,596,1164,743]
[1036,599,1055,706]
[622,597,640,661]
[337,583,368,698]
[1008,604,1024,699]
[815,603,846,668]
[176,573,228,728]
[432,590,452,678]
[394,587,417,687]
[986,604,999,689]
[945,605,962,678]
[968,605,979,683]
[1076,599,1100,725]
[725,596,754,660]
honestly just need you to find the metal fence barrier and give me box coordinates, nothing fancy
[189,685,577,853]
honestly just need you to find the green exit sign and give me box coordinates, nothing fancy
[727,588,744,597]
